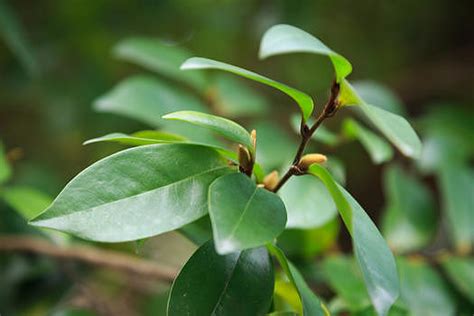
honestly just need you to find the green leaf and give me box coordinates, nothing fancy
[397,258,455,316]
[94,75,207,127]
[381,165,436,253]
[259,24,352,82]
[437,162,474,253]
[267,243,326,316]
[208,173,286,254]
[322,255,371,311]
[342,118,394,164]
[113,37,207,90]
[163,111,253,149]
[30,144,233,242]
[83,130,186,146]
[181,57,314,121]
[2,186,52,220]
[279,175,337,228]
[179,216,213,246]
[168,240,274,316]
[0,142,11,184]
[350,81,405,115]
[210,74,270,117]
[339,80,421,159]
[441,256,474,303]
[307,164,399,316]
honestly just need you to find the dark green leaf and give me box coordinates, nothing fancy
[441,256,474,303]
[308,164,399,316]
[381,165,436,253]
[342,118,394,164]
[31,144,233,242]
[0,142,11,184]
[208,173,286,254]
[113,37,207,90]
[163,111,253,149]
[168,241,274,316]
[181,57,314,121]
[267,243,327,316]
[259,24,352,82]
[94,75,207,127]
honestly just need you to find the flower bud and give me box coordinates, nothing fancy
[238,145,253,176]
[298,153,327,170]
[263,170,279,190]
[250,129,257,149]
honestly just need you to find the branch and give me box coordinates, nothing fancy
[0,235,179,282]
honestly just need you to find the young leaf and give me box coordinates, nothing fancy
[259,24,352,82]
[31,144,233,242]
[168,241,274,316]
[113,37,207,90]
[208,173,286,254]
[307,164,399,316]
[83,131,186,146]
[0,142,11,184]
[279,175,337,228]
[381,165,436,253]
[350,81,406,115]
[163,111,253,149]
[339,80,422,159]
[181,57,314,121]
[267,243,327,316]
[342,118,394,164]
[2,186,52,220]
[94,75,207,127]
[441,256,474,303]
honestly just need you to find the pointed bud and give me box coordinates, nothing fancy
[238,144,253,176]
[263,170,279,190]
[298,153,327,171]
[250,129,257,149]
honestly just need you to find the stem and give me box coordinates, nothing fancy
[272,81,340,193]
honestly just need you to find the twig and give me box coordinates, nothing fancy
[0,235,178,282]
[272,81,340,192]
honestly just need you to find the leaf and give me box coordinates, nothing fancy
[397,258,455,316]
[0,142,11,184]
[113,37,207,90]
[208,173,286,254]
[83,130,186,146]
[168,240,274,316]
[279,175,337,229]
[437,162,474,253]
[179,216,213,246]
[350,81,405,115]
[342,118,394,164]
[339,80,422,159]
[2,186,53,220]
[381,165,436,253]
[267,243,327,316]
[290,114,339,146]
[163,111,253,149]
[94,75,207,127]
[307,164,399,316]
[259,24,352,82]
[441,256,474,303]
[210,74,269,117]
[181,57,314,121]
[31,144,233,242]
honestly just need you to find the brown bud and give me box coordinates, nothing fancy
[238,145,253,176]
[250,129,257,149]
[298,153,327,170]
[263,170,279,191]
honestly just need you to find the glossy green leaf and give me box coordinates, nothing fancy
[210,74,269,117]
[339,80,422,159]
[308,164,399,316]
[267,243,326,316]
[342,118,394,164]
[259,24,352,82]
[279,175,337,228]
[168,241,274,316]
[113,37,207,90]
[0,142,11,184]
[441,256,474,303]
[181,57,314,121]
[381,165,436,253]
[208,173,286,254]
[2,186,52,220]
[163,111,253,149]
[397,258,455,316]
[437,162,474,253]
[322,255,371,311]
[83,130,186,146]
[179,216,213,246]
[94,75,207,127]
[31,144,233,242]
[351,81,405,115]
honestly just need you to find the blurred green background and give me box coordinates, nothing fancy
[0,1,473,315]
